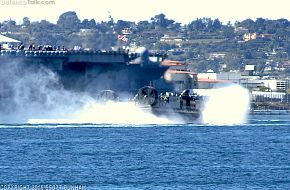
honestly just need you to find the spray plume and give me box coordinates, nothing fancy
[0,59,173,125]
[28,100,173,125]
[200,83,250,125]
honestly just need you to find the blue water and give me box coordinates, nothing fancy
[0,115,290,189]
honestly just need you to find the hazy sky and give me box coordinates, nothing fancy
[1,0,290,24]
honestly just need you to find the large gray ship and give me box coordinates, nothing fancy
[0,47,168,94]
[0,45,200,123]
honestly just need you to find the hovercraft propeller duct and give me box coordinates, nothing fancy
[97,90,118,102]
[134,86,158,106]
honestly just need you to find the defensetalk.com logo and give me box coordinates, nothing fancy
[0,0,55,5]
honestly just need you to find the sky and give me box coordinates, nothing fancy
[0,0,290,24]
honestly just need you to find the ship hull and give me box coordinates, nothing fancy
[151,108,200,123]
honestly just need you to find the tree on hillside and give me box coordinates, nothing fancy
[212,19,222,31]
[287,44,290,57]
[26,20,59,45]
[57,11,81,32]
[1,20,17,31]
[81,19,97,29]
[239,18,255,32]
[22,17,30,27]
[187,18,206,32]
[150,13,175,28]
[114,20,135,33]
[136,20,153,31]
[221,24,235,39]
[254,18,266,33]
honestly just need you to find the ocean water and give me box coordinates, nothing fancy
[0,115,290,190]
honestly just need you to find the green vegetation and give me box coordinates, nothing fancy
[1,12,290,76]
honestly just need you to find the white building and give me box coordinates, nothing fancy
[251,91,286,102]
[240,79,287,92]
[197,71,242,87]
[262,80,286,91]
[160,34,185,47]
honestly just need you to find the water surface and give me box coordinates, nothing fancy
[0,115,289,189]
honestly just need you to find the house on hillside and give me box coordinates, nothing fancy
[243,33,274,42]
[160,34,185,47]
